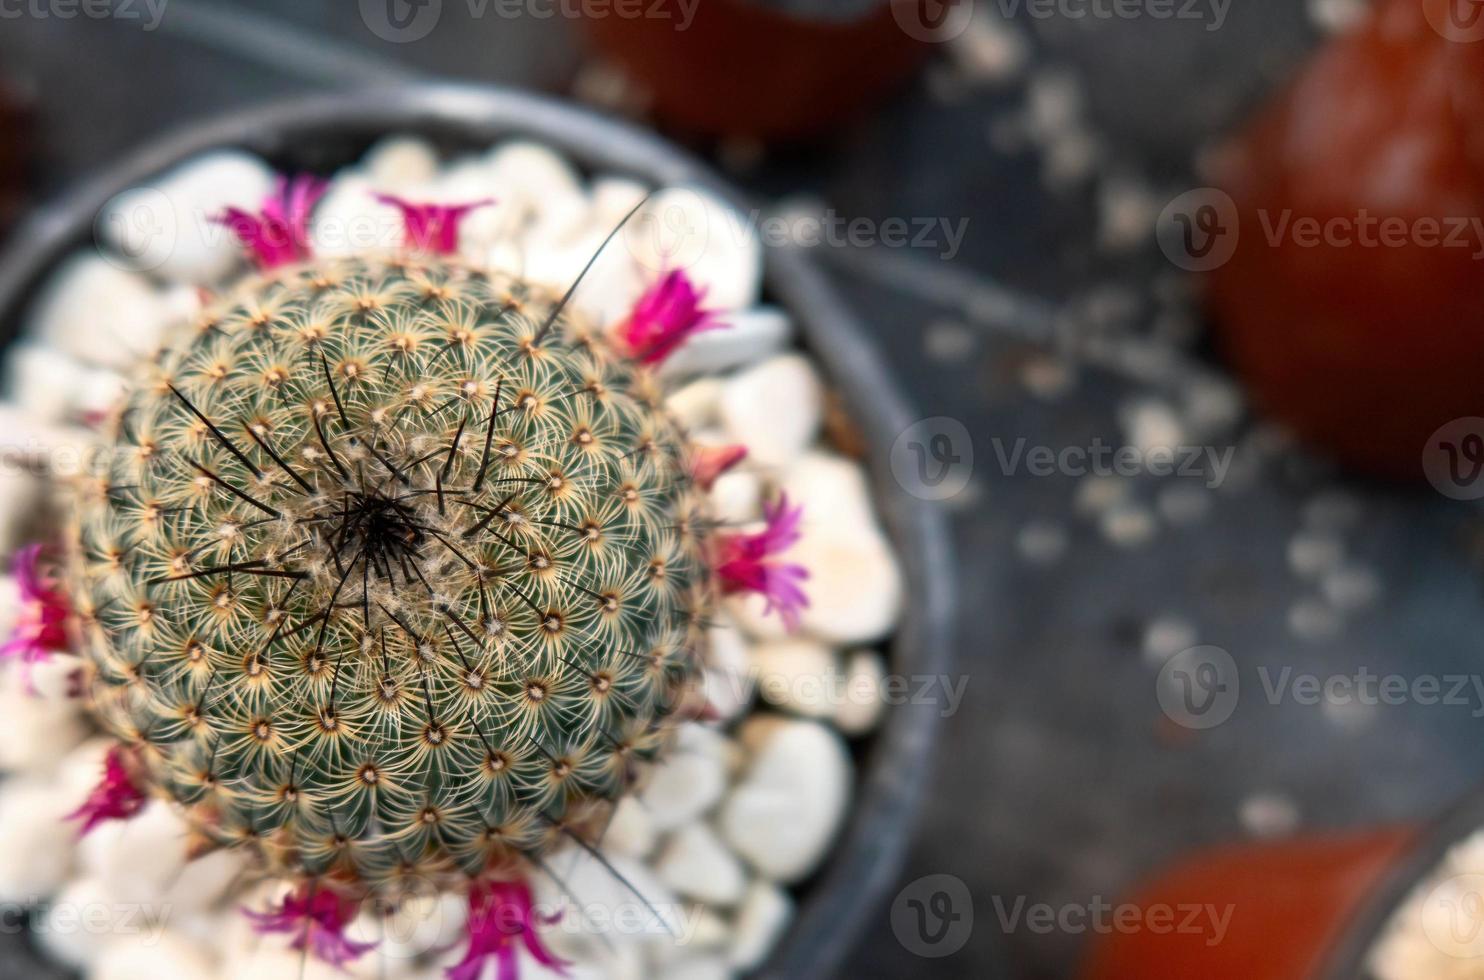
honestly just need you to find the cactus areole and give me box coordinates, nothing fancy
[65,248,723,939]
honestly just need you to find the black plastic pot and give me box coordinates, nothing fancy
[0,85,956,979]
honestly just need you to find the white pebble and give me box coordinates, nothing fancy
[657,956,734,980]
[665,378,724,431]
[1099,503,1157,548]
[363,136,440,189]
[1015,520,1068,565]
[1142,614,1197,666]
[101,150,274,284]
[708,470,762,526]
[1119,398,1186,455]
[33,876,120,969]
[312,175,405,256]
[79,801,189,906]
[94,931,215,980]
[720,720,850,884]
[0,777,76,900]
[701,621,754,723]
[1287,532,1345,580]
[1074,474,1130,516]
[777,452,876,537]
[605,795,658,860]
[640,751,727,833]
[1322,564,1381,611]
[834,650,887,736]
[719,354,823,468]
[727,880,793,971]
[793,526,904,645]
[627,187,761,312]
[1239,792,1301,838]
[4,343,88,421]
[660,307,791,380]
[0,659,88,774]
[655,823,748,907]
[534,846,683,944]
[750,639,840,719]
[27,254,169,369]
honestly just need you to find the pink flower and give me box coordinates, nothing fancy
[375,194,494,255]
[218,174,327,270]
[446,879,567,980]
[245,883,376,969]
[615,269,725,365]
[67,746,147,836]
[2,544,70,680]
[689,444,747,491]
[714,493,810,631]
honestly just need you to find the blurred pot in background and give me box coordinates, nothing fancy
[579,0,942,139]
[1206,0,1484,480]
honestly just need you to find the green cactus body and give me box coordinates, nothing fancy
[67,253,711,902]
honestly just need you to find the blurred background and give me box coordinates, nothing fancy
[4,1,1484,977]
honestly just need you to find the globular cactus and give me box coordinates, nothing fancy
[40,181,804,972]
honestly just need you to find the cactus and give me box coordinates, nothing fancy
[23,174,809,974]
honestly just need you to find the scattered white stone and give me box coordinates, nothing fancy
[534,846,684,944]
[1307,0,1368,33]
[312,174,405,256]
[655,956,733,980]
[666,378,724,431]
[363,135,441,189]
[709,459,762,518]
[1098,176,1162,252]
[661,307,791,380]
[1156,483,1211,526]
[793,526,904,644]
[1016,519,1069,565]
[485,141,589,247]
[727,880,793,972]
[720,720,850,884]
[1288,597,1343,641]
[1119,398,1186,455]
[1099,503,1157,548]
[28,254,170,369]
[0,777,76,900]
[101,150,274,284]
[589,176,650,229]
[4,343,88,422]
[1142,615,1197,667]
[1074,474,1131,516]
[719,354,823,468]
[33,875,119,969]
[702,621,755,724]
[0,660,88,774]
[628,187,761,312]
[605,795,659,860]
[655,823,748,907]
[1239,792,1301,839]
[639,749,728,833]
[751,639,840,719]
[777,452,876,538]
[924,320,976,362]
[1322,563,1381,612]
[1288,532,1345,580]
[79,801,190,906]
[1020,355,1075,400]
[94,931,215,980]
[948,10,1028,84]
[370,889,467,964]
[835,650,887,736]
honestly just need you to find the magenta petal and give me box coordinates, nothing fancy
[66,746,146,836]
[375,194,495,255]
[216,173,327,270]
[447,879,568,980]
[616,269,727,365]
[714,494,811,632]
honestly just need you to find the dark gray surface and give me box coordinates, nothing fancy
[2,4,1483,979]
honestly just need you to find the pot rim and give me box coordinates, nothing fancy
[1322,785,1484,979]
[0,83,958,979]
